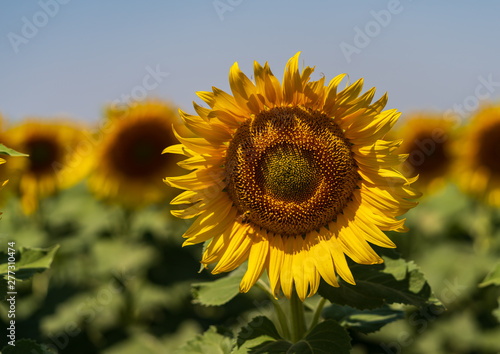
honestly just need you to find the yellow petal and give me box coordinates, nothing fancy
[229,62,263,115]
[239,228,269,293]
[212,223,252,273]
[164,167,224,191]
[267,234,284,298]
[335,215,383,265]
[282,52,302,105]
[202,221,241,264]
[280,237,295,299]
[311,230,339,287]
[292,236,308,301]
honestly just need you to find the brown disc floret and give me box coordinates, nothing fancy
[225,106,359,236]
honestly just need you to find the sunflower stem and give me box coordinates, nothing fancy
[256,280,291,340]
[308,297,327,331]
[290,290,307,342]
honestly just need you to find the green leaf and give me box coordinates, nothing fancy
[0,245,59,280]
[251,340,293,354]
[0,143,28,156]
[322,304,404,334]
[175,326,233,354]
[479,261,500,287]
[318,252,439,310]
[2,339,56,354]
[232,337,283,354]
[237,316,281,347]
[192,266,246,306]
[251,320,351,354]
[290,320,351,354]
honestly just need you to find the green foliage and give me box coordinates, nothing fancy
[322,304,404,334]
[318,251,440,310]
[175,326,233,354]
[480,261,500,287]
[243,319,351,354]
[2,180,500,353]
[0,184,256,353]
[236,316,281,347]
[0,143,28,156]
[1,339,56,354]
[0,244,58,352]
[0,245,60,281]
[0,245,59,301]
[192,266,246,306]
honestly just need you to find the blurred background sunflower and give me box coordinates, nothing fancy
[88,101,184,208]
[4,120,92,214]
[455,105,500,207]
[395,114,455,195]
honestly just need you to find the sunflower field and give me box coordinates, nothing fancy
[2,2,500,354]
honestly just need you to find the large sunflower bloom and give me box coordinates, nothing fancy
[88,101,183,207]
[456,105,500,206]
[395,114,453,195]
[165,53,419,301]
[5,120,92,214]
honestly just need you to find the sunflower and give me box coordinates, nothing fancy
[456,105,500,206]
[164,53,419,301]
[5,120,92,214]
[88,101,183,207]
[394,114,453,195]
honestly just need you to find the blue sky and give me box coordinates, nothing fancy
[1,0,500,123]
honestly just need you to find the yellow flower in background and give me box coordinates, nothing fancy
[394,114,454,195]
[88,101,183,207]
[5,120,92,215]
[165,52,419,301]
[456,105,500,207]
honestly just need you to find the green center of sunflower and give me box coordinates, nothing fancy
[262,145,317,202]
[225,106,359,236]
